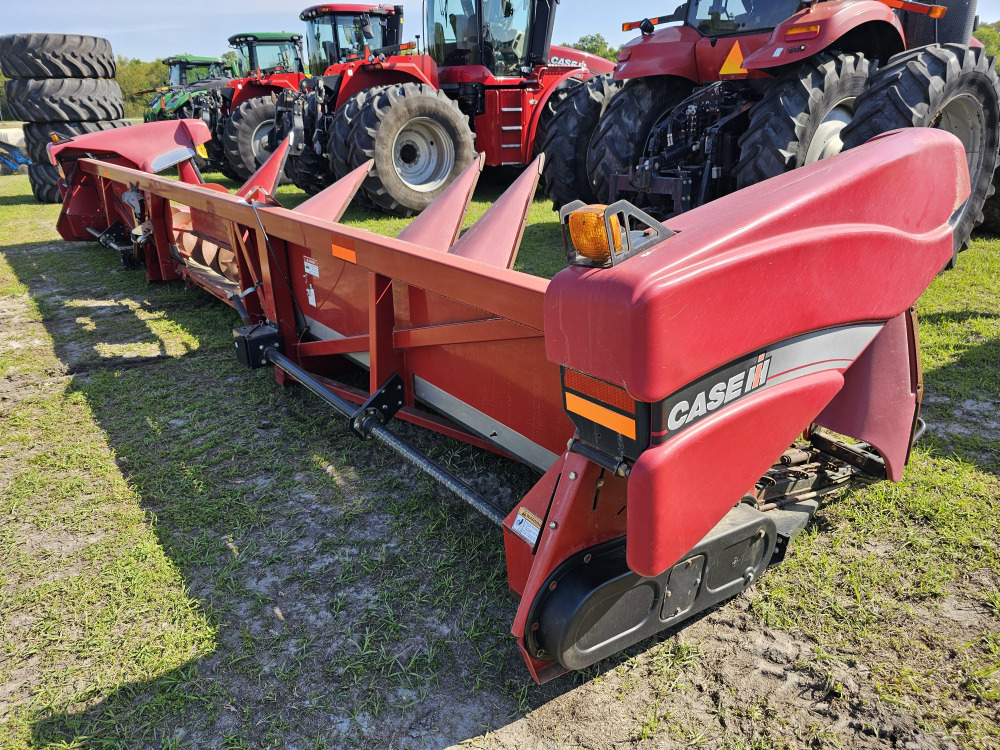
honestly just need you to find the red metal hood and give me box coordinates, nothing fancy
[543,128,967,404]
[49,119,211,173]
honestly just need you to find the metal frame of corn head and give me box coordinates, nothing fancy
[50,120,967,683]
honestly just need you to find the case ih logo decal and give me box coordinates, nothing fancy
[651,324,886,445]
[661,352,771,436]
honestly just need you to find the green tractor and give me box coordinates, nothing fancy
[143,55,234,122]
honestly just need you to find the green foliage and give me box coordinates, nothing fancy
[115,55,169,118]
[563,33,620,62]
[975,25,1000,70]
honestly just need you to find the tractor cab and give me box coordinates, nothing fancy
[425,0,557,78]
[301,4,404,74]
[228,33,307,77]
[165,55,233,87]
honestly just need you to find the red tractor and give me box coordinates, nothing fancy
[274,1,614,214]
[544,0,1000,261]
[192,32,308,179]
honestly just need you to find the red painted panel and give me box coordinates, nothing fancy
[695,32,772,81]
[50,119,211,175]
[743,1,904,72]
[613,25,702,82]
[627,370,843,578]
[335,56,439,105]
[816,311,919,481]
[544,128,966,404]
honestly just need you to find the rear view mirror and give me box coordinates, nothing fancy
[361,13,375,40]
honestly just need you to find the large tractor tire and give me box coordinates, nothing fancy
[346,82,476,216]
[23,120,129,164]
[0,33,115,79]
[586,76,694,205]
[28,163,61,203]
[329,87,388,180]
[539,73,622,209]
[4,78,124,122]
[293,147,335,195]
[223,96,289,182]
[735,52,872,189]
[980,191,1000,234]
[841,43,1000,261]
[205,138,239,180]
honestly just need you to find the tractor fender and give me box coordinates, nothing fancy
[335,57,439,108]
[230,82,285,110]
[743,0,905,71]
[524,68,596,158]
[613,24,703,83]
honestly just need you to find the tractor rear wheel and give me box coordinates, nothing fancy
[841,43,1000,262]
[346,82,476,216]
[204,138,239,180]
[293,147,334,195]
[28,164,61,203]
[329,87,389,181]
[0,33,115,79]
[586,76,693,205]
[223,96,288,182]
[4,78,124,122]
[539,73,622,209]
[735,52,872,189]
[980,189,1000,234]
[23,120,129,164]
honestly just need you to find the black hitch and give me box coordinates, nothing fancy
[233,323,282,369]
[86,221,141,270]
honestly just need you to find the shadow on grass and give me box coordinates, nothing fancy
[0,191,51,208]
[917,311,1000,476]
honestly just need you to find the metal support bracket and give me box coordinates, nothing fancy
[227,281,262,326]
[809,431,887,480]
[350,372,406,439]
[86,220,139,269]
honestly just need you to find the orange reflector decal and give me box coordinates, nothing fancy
[877,0,947,17]
[332,241,356,263]
[784,24,820,40]
[563,369,634,413]
[719,41,747,76]
[565,392,637,439]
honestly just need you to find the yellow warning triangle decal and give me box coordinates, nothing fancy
[719,41,747,76]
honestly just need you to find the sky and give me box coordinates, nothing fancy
[5,0,1000,61]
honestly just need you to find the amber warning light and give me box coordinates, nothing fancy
[559,200,676,269]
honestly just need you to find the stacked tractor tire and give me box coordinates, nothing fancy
[0,33,129,203]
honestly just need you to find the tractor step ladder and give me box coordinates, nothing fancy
[498,88,525,165]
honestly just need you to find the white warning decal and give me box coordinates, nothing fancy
[306,285,316,307]
[304,256,320,277]
[511,507,543,545]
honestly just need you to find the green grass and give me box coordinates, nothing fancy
[0,170,998,749]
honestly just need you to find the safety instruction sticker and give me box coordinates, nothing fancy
[306,285,316,307]
[304,256,320,277]
[511,507,542,545]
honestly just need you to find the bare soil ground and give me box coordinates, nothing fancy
[0,174,997,749]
